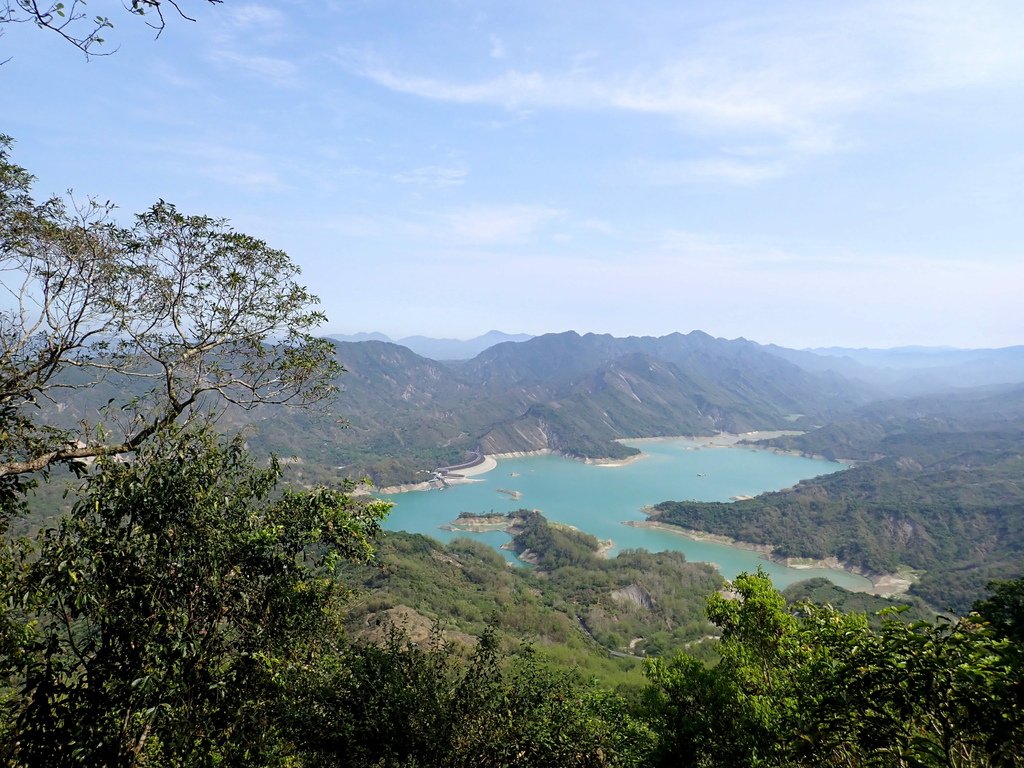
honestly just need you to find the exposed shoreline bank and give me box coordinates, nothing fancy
[488,448,645,468]
[624,519,912,597]
[374,446,648,495]
[445,513,614,563]
[373,430,843,496]
[621,431,852,466]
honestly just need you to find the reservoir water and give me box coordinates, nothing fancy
[382,438,872,591]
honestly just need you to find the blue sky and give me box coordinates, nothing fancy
[4,1,1024,348]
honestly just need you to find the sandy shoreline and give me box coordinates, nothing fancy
[622,430,802,447]
[455,454,498,476]
[624,520,912,597]
[621,432,850,465]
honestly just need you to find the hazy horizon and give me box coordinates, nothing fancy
[325,327,1022,353]
[7,1,1024,349]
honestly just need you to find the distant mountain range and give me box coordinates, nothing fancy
[773,344,1024,393]
[50,329,1024,490]
[326,330,533,360]
[329,332,1024,394]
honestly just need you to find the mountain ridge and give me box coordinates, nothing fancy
[240,330,877,485]
[327,330,533,360]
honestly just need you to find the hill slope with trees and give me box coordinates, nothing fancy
[652,387,1024,613]
[239,330,874,485]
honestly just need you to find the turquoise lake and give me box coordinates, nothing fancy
[381,438,872,591]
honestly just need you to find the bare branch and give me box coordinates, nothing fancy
[1,139,341,479]
[1,0,223,57]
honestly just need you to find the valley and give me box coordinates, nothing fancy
[227,329,1024,615]
[28,328,1024,615]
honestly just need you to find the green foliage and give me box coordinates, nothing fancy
[287,627,657,767]
[0,426,389,766]
[974,577,1024,645]
[644,571,1024,767]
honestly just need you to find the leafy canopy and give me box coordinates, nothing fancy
[0,426,390,766]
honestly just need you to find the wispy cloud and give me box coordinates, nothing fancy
[171,142,292,194]
[349,1,1024,183]
[209,50,298,85]
[205,2,296,85]
[489,34,506,61]
[393,165,468,187]
[226,4,287,30]
[444,205,564,244]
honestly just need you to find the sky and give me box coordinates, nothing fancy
[4,0,1024,348]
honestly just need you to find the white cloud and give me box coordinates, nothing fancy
[349,1,1024,183]
[209,50,298,85]
[444,205,564,244]
[393,165,468,187]
[489,34,506,61]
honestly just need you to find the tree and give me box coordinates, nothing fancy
[643,571,1024,768]
[0,136,340,482]
[974,577,1024,645]
[1,0,222,57]
[0,426,390,766]
[644,569,806,767]
[288,626,655,767]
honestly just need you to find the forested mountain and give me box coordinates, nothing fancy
[455,331,866,417]
[242,331,875,484]
[343,513,724,668]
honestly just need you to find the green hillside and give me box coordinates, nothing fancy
[239,331,873,485]
[652,389,1024,613]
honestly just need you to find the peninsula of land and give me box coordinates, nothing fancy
[624,519,913,597]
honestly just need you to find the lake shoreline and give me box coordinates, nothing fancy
[382,438,870,591]
[445,512,615,563]
[624,519,912,597]
[374,447,648,495]
[620,432,856,466]
[371,431,850,496]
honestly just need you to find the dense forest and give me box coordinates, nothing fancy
[4,440,1022,766]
